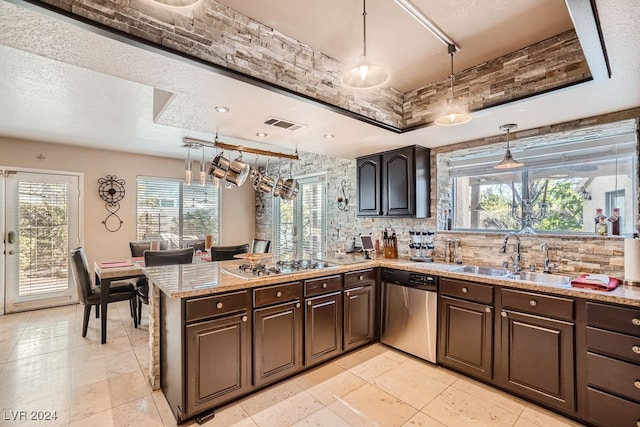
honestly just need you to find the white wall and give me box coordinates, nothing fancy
[0,137,255,272]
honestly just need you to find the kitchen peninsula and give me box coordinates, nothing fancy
[144,256,640,424]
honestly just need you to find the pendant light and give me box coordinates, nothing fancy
[185,144,193,185]
[494,123,524,169]
[341,0,390,89]
[199,146,207,186]
[435,44,472,126]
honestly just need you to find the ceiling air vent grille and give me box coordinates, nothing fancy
[263,117,306,131]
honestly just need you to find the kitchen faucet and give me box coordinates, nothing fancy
[499,232,522,273]
[541,241,560,273]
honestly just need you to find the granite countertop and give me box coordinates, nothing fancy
[144,254,640,307]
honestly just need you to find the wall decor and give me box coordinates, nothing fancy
[337,179,349,210]
[98,174,126,232]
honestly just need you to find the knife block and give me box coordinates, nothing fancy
[384,246,398,259]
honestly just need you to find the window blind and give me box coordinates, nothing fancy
[136,177,220,248]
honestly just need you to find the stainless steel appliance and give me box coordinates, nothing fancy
[380,268,438,363]
[223,258,337,279]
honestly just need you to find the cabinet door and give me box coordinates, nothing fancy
[499,310,576,414]
[438,295,493,381]
[356,156,382,216]
[185,312,251,416]
[382,147,414,216]
[254,300,303,387]
[305,291,343,366]
[344,285,375,351]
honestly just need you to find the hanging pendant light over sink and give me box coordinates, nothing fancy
[494,123,524,169]
[342,0,390,89]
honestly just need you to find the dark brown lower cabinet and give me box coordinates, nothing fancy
[438,295,493,381]
[185,312,251,416]
[499,310,575,414]
[304,291,343,366]
[253,300,303,387]
[343,285,375,351]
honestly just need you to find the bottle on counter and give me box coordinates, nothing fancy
[446,209,453,230]
[453,238,462,264]
[609,208,621,236]
[594,208,606,235]
[596,216,609,236]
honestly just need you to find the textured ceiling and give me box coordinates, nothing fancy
[0,0,638,162]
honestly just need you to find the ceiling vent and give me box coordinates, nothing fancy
[263,117,306,131]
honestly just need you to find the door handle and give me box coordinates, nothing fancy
[7,250,16,255]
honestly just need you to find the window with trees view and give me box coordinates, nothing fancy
[136,177,220,248]
[440,121,637,235]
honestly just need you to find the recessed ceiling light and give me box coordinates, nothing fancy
[256,132,268,137]
[323,134,335,140]
[214,106,229,113]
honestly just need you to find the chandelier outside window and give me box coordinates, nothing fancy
[494,123,524,169]
[434,44,472,126]
[341,0,390,89]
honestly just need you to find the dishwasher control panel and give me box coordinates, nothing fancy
[382,268,438,291]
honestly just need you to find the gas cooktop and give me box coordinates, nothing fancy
[223,258,337,279]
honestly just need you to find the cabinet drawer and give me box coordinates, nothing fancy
[440,278,493,304]
[587,301,640,337]
[587,352,640,404]
[587,326,640,364]
[254,281,302,308]
[586,387,640,427]
[501,288,573,321]
[304,275,342,297]
[185,290,249,323]
[344,269,376,288]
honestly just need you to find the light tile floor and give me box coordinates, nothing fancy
[0,302,585,427]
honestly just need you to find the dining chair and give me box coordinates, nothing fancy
[251,239,271,253]
[129,240,168,257]
[135,247,194,325]
[210,244,250,261]
[70,247,138,340]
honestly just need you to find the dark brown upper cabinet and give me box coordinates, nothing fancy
[356,145,429,218]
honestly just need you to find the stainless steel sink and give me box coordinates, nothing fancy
[506,271,572,286]
[448,265,511,277]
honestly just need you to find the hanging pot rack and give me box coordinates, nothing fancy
[182,137,299,160]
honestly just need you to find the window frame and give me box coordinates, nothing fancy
[136,176,221,248]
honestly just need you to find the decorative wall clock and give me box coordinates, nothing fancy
[98,175,126,232]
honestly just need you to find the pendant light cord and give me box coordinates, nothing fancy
[447,43,457,100]
[362,0,367,57]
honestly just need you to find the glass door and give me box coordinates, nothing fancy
[2,170,81,314]
[274,173,326,259]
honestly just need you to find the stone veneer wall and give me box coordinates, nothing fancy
[403,31,590,128]
[38,0,588,129]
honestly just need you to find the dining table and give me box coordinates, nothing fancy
[93,258,145,344]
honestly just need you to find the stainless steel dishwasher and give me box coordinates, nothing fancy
[380,268,438,363]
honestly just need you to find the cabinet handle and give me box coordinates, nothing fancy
[635,380,640,390]
[216,302,223,309]
[461,287,468,293]
[633,318,640,326]
[307,300,312,306]
[359,275,364,281]
[633,345,640,354]
[322,283,328,289]
[241,315,247,322]
[276,291,282,297]
[296,302,300,308]
[346,291,350,297]
[501,311,507,318]
[529,299,538,307]
[485,307,491,313]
